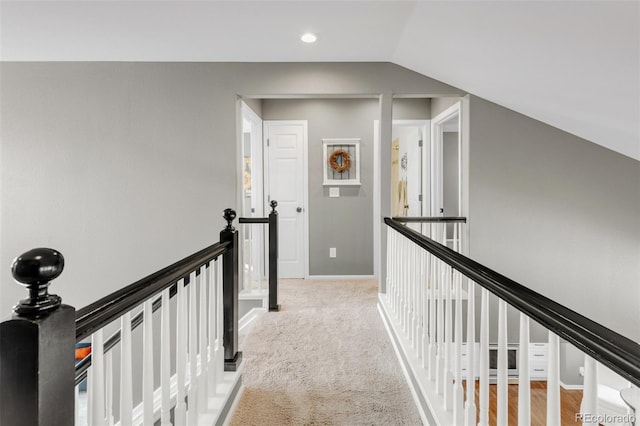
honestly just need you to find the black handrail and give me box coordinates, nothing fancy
[237,200,280,312]
[75,281,180,385]
[238,217,268,224]
[76,241,229,341]
[385,217,640,388]
[392,216,467,223]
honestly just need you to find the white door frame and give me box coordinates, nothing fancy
[263,120,309,279]
[431,102,462,218]
[390,119,431,216]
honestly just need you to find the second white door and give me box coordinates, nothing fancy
[264,121,307,278]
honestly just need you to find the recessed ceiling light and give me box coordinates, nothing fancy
[301,33,317,43]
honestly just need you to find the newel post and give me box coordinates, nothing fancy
[220,209,242,371]
[0,248,75,426]
[268,200,280,312]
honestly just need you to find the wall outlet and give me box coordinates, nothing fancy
[329,247,336,258]
[329,187,340,197]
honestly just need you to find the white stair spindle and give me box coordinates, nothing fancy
[187,270,199,424]
[175,279,188,425]
[120,312,133,426]
[142,299,154,426]
[582,355,598,425]
[416,241,424,360]
[90,329,106,426]
[464,280,476,426]
[436,223,445,394]
[547,332,561,426]
[87,366,94,425]
[518,313,531,426]
[199,265,209,414]
[208,262,218,396]
[160,289,171,426]
[444,265,453,409]
[411,242,418,349]
[421,248,429,369]
[478,288,490,426]
[428,244,437,380]
[105,351,114,425]
[216,258,225,375]
[453,271,464,423]
[497,299,508,426]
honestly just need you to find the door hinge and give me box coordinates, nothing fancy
[267,138,270,147]
[418,139,423,148]
[418,194,423,202]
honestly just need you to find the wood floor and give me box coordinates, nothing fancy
[462,380,584,425]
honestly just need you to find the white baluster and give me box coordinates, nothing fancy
[120,312,133,426]
[105,351,114,425]
[142,299,154,426]
[453,271,464,422]
[160,289,171,426]
[187,271,199,424]
[582,355,598,425]
[416,240,427,359]
[421,248,429,369]
[547,332,560,426]
[478,288,490,426]
[444,265,454,409]
[199,265,209,415]
[411,242,418,348]
[216,258,225,375]
[497,299,508,426]
[518,313,531,426]
[208,262,218,397]
[464,280,476,426]
[175,279,187,425]
[428,235,437,380]
[436,225,445,394]
[90,329,106,426]
[87,366,94,425]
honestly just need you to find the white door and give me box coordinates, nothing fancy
[264,121,307,278]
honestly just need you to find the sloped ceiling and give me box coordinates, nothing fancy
[1,1,638,160]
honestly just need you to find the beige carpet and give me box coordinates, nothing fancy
[230,279,422,426]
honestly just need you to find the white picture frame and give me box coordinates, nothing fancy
[322,138,361,186]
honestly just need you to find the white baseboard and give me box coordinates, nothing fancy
[239,307,266,334]
[307,275,376,280]
[222,384,245,426]
[560,381,584,390]
[378,294,449,425]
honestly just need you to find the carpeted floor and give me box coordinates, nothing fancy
[230,279,422,426]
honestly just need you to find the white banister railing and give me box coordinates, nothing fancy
[380,217,640,426]
[78,258,232,426]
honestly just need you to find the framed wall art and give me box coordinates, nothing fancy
[322,139,361,186]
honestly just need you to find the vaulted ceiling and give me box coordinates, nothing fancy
[2,1,638,160]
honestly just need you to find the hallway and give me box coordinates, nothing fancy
[231,279,421,425]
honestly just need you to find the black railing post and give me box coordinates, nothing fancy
[220,208,242,371]
[0,248,75,426]
[268,200,280,312]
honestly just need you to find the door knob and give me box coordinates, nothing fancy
[297,207,303,212]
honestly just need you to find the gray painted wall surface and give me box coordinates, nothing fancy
[263,98,377,275]
[431,97,460,118]
[243,98,263,118]
[443,132,459,217]
[468,95,640,343]
[0,62,462,316]
[393,98,431,120]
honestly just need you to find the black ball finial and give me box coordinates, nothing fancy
[11,248,64,317]
[223,208,236,231]
[270,200,278,213]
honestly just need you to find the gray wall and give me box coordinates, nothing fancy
[431,97,460,118]
[243,98,263,118]
[263,98,378,276]
[0,62,462,316]
[443,132,459,217]
[393,98,431,120]
[468,95,640,343]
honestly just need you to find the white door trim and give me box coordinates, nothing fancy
[430,102,462,218]
[263,120,309,279]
